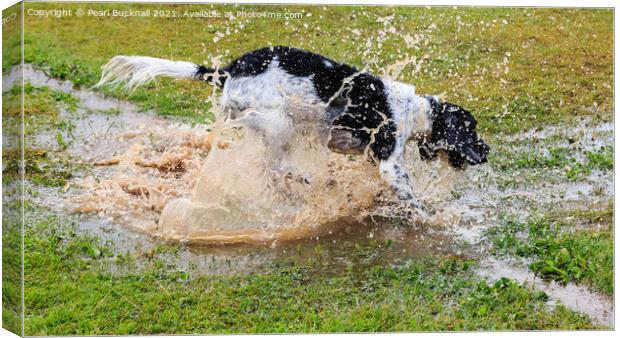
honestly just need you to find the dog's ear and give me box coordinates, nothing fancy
[424,97,489,168]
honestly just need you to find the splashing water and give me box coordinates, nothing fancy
[67,79,461,244]
[78,17,464,243]
[8,18,466,245]
[154,93,460,244]
[158,125,380,243]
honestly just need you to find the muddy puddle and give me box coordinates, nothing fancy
[7,64,469,257]
[4,64,614,327]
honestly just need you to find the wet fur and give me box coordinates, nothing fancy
[97,46,489,212]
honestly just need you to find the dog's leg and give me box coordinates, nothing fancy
[379,159,424,210]
[376,132,427,216]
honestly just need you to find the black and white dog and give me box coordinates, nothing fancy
[96,46,489,213]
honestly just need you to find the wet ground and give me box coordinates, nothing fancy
[4,64,614,327]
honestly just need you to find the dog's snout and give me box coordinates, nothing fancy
[463,146,483,164]
[466,138,489,165]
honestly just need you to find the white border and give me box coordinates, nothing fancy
[0,1,617,338]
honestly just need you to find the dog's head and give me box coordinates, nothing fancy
[418,97,489,169]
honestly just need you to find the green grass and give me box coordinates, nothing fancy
[9,202,596,335]
[1,200,22,335]
[2,84,84,187]
[4,148,71,187]
[3,83,77,130]
[565,204,614,225]
[584,146,614,170]
[486,217,613,295]
[12,3,613,134]
[2,4,21,74]
[490,145,613,181]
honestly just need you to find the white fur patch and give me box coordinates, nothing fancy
[221,61,325,152]
[381,79,431,140]
[221,61,323,117]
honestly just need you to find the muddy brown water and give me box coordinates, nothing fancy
[3,65,614,327]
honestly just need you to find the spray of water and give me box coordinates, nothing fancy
[70,85,463,244]
[71,16,467,244]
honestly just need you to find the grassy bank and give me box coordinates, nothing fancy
[7,202,594,335]
[10,3,614,134]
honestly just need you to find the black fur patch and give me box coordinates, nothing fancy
[195,65,228,86]
[222,46,358,101]
[217,46,398,161]
[420,97,489,168]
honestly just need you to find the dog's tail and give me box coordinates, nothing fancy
[93,56,227,91]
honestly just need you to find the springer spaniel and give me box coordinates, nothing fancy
[96,46,489,214]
